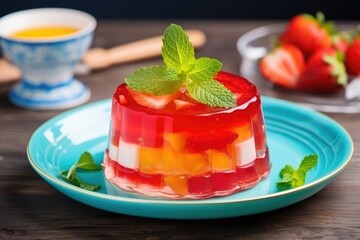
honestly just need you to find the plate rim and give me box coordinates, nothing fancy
[27,96,354,206]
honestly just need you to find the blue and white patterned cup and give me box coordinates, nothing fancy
[0,8,96,109]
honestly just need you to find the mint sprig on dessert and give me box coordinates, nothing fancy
[125,24,236,108]
[60,151,102,191]
[276,154,318,191]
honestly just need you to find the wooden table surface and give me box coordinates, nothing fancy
[1,20,359,240]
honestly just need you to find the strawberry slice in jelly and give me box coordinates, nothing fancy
[186,130,238,152]
[128,88,177,109]
[174,99,195,110]
[215,71,258,105]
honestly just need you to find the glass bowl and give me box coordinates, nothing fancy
[237,23,360,113]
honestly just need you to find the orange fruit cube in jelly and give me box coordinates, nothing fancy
[139,147,163,174]
[208,149,235,171]
[162,146,187,174]
[164,175,188,196]
[226,143,236,160]
[234,123,253,142]
[165,132,187,151]
[183,152,210,176]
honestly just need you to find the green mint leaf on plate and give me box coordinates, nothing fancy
[125,66,183,95]
[162,23,196,73]
[60,171,100,191]
[276,154,318,191]
[299,154,320,172]
[60,170,82,188]
[279,165,295,179]
[60,152,102,191]
[75,151,102,171]
[79,181,101,191]
[125,23,236,108]
[276,174,294,190]
[60,170,77,183]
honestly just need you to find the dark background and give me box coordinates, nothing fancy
[0,0,359,20]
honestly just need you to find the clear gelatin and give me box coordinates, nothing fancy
[103,71,271,199]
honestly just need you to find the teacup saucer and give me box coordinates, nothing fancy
[8,78,90,109]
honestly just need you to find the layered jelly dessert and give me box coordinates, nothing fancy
[103,23,270,199]
[103,71,270,199]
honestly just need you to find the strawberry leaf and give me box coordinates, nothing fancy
[315,11,335,34]
[323,52,347,86]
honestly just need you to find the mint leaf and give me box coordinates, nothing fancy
[162,24,195,73]
[79,181,101,191]
[76,151,102,171]
[276,175,293,191]
[291,170,306,188]
[187,78,236,108]
[60,170,100,191]
[124,23,236,108]
[188,57,222,81]
[298,154,318,172]
[125,66,183,95]
[276,154,318,191]
[163,68,183,81]
[60,152,102,191]
[185,57,235,108]
[279,165,295,178]
[60,170,82,188]
[60,170,77,182]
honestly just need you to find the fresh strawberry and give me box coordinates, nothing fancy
[297,48,347,93]
[280,12,333,58]
[127,88,177,109]
[345,36,360,76]
[259,44,305,89]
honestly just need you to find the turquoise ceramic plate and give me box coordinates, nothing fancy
[27,97,353,219]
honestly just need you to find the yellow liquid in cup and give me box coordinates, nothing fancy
[11,26,80,39]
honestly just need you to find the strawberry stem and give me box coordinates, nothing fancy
[314,11,335,35]
[316,11,325,24]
